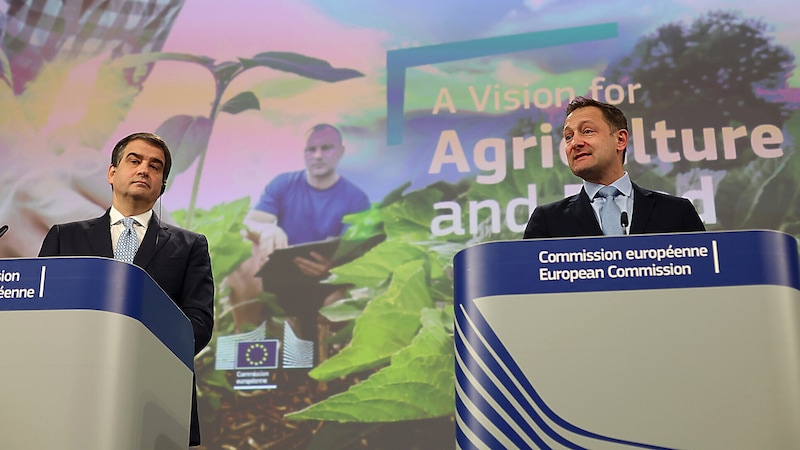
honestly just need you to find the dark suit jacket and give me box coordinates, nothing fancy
[523,183,705,239]
[38,209,214,446]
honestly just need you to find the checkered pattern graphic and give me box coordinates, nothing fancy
[114,217,138,263]
[1,0,184,92]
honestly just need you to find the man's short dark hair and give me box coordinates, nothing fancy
[306,123,343,145]
[565,96,629,133]
[110,132,172,182]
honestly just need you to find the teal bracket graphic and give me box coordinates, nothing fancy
[385,23,619,145]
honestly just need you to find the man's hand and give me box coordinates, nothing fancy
[242,221,288,264]
[293,251,333,278]
[255,223,288,263]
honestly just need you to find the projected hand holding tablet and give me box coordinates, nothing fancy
[258,238,341,289]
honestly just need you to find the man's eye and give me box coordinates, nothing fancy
[583,129,595,135]
[564,134,573,141]
[150,164,161,170]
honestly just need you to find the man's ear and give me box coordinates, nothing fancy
[616,129,629,150]
[107,165,116,186]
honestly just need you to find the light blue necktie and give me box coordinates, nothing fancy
[597,186,624,236]
[115,217,139,263]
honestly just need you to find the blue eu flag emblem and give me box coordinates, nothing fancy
[235,340,279,369]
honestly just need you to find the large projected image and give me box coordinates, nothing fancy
[1,1,799,448]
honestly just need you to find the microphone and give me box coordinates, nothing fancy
[620,212,629,235]
[0,224,8,239]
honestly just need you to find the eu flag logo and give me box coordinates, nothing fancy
[235,340,279,369]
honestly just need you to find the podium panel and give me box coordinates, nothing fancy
[454,230,800,449]
[0,257,195,450]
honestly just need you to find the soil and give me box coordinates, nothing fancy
[198,369,455,450]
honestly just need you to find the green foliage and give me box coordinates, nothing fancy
[312,259,434,380]
[333,206,384,262]
[715,109,800,234]
[288,307,454,421]
[274,177,464,422]
[319,293,372,323]
[220,91,261,115]
[172,197,252,282]
[381,188,445,241]
[424,242,462,304]
[329,240,429,288]
[240,52,365,82]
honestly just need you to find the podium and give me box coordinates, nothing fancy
[0,257,195,450]
[454,230,800,449]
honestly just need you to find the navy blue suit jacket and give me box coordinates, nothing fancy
[38,209,214,446]
[523,183,705,238]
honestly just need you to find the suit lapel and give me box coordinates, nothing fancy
[630,183,654,234]
[568,189,603,236]
[88,211,115,258]
[134,213,170,269]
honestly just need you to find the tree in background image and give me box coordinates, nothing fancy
[605,10,795,173]
[604,10,800,233]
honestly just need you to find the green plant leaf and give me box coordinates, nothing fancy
[240,51,364,82]
[311,260,433,380]
[155,114,213,177]
[172,197,252,280]
[328,240,428,288]
[288,307,454,421]
[381,188,444,241]
[319,295,373,323]
[220,91,260,115]
[342,206,383,240]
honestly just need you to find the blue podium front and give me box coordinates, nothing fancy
[0,257,194,450]
[454,230,800,449]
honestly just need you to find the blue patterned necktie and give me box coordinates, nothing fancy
[596,186,624,236]
[115,217,139,263]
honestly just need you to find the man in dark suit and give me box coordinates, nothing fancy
[524,97,705,238]
[38,132,214,447]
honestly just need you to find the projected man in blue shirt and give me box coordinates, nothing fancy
[226,124,369,336]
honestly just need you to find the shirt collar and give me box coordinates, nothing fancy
[110,205,152,227]
[584,172,632,200]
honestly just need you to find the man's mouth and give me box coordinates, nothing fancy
[573,152,591,162]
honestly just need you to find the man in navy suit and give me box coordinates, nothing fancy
[38,132,214,447]
[524,97,705,238]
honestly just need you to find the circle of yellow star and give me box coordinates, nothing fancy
[245,343,269,365]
